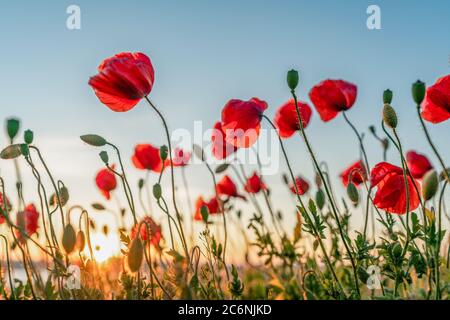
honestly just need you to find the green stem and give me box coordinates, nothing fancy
[0,235,15,300]
[289,90,360,297]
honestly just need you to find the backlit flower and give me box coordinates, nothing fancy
[95,164,117,200]
[309,79,357,122]
[244,172,267,194]
[221,98,268,148]
[274,99,312,138]
[130,216,162,247]
[370,162,420,214]
[406,150,433,179]
[216,175,245,200]
[211,121,238,160]
[89,52,155,112]
[339,161,367,187]
[132,144,169,173]
[16,204,39,241]
[290,176,310,195]
[421,74,450,123]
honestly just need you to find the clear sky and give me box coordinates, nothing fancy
[0,0,449,258]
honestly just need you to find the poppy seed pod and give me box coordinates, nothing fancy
[383,104,398,129]
[287,69,299,90]
[24,130,34,144]
[6,118,20,141]
[383,89,393,104]
[76,230,86,252]
[422,170,438,201]
[62,224,77,254]
[127,238,144,273]
[346,182,359,205]
[412,80,426,105]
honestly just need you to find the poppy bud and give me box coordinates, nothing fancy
[127,238,144,273]
[368,125,376,135]
[383,89,393,104]
[6,118,20,141]
[346,182,359,205]
[59,186,70,206]
[102,225,109,235]
[392,242,403,258]
[80,134,107,147]
[422,170,438,201]
[201,205,209,223]
[287,69,299,90]
[412,80,426,105]
[19,144,29,157]
[315,188,325,210]
[62,224,77,254]
[24,130,34,144]
[159,145,168,161]
[315,173,322,188]
[0,144,21,160]
[76,231,86,252]
[153,183,162,199]
[99,151,109,164]
[382,104,398,129]
[138,178,144,189]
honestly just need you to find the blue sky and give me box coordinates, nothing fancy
[0,1,449,253]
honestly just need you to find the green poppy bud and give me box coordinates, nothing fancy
[412,80,426,105]
[153,183,162,199]
[24,130,34,144]
[19,144,29,157]
[346,182,359,205]
[201,205,209,223]
[138,178,144,190]
[383,89,393,104]
[127,238,144,273]
[6,118,20,141]
[392,242,403,258]
[80,134,107,147]
[62,224,77,254]
[315,188,325,210]
[99,151,109,164]
[159,145,168,161]
[422,170,438,201]
[383,104,398,129]
[287,69,299,90]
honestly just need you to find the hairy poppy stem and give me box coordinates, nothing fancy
[0,235,15,300]
[416,105,449,182]
[263,115,346,297]
[436,181,447,299]
[288,91,360,298]
[144,97,190,265]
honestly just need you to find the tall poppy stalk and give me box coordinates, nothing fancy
[287,70,360,297]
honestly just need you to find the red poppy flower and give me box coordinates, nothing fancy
[339,161,367,187]
[16,204,39,241]
[216,175,245,200]
[194,196,221,221]
[0,193,12,225]
[421,74,450,123]
[244,172,267,194]
[370,162,420,215]
[172,148,191,167]
[130,216,162,247]
[221,98,268,148]
[95,164,117,200]
[309,79,357,122]
[89,52,155,112]
[274,99,313,138]
[290,176,310,195]
[132,144,169,173]
[406,151,433,179]
[211,122,238,160]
